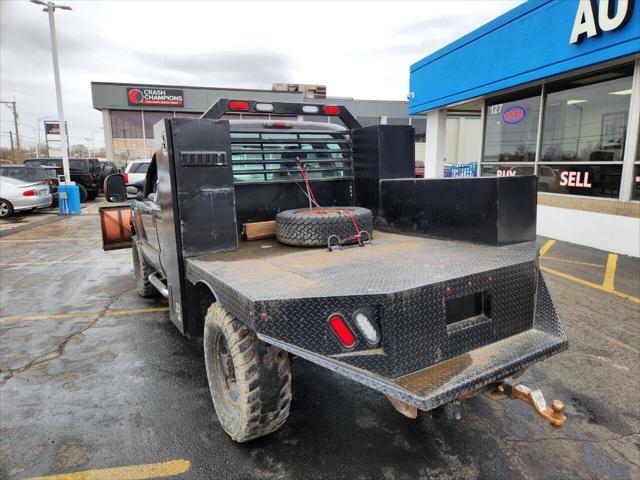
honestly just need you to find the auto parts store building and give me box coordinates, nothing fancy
[409,0,639,256]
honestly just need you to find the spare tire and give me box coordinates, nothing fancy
[276,207,373,247]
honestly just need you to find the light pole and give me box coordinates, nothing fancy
[30,0,72,182]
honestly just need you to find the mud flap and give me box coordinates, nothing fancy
[99,206,132,251]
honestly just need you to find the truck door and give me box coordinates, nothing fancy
[137,159,162,271]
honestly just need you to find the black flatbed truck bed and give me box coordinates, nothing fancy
[186,231,567,411]
[186,231,536,299]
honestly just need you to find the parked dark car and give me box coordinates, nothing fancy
[98,160,119,189]
[24,158,101,202]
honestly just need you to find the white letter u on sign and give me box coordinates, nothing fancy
[599,0,634,31]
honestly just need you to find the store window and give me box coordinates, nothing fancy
[174,112,202,119]
[482,164,535,176]
[110,110,143,139]
[482,88,541,164]
[143,111,173,138]
[539,64,633,198]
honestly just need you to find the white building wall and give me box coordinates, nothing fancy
[442,117,482,165]
[538,205,640,257]
[457,118,482,164]
[445,118,459,164]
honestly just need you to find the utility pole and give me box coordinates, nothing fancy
[34,127,40,158]
[8,131,15,162]
[31,0,72,182]
[1,101,21,163]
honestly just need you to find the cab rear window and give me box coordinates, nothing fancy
[230,131,352,183]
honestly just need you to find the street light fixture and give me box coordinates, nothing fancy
[30,0,72,183]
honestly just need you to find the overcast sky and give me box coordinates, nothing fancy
[0,0,522,150]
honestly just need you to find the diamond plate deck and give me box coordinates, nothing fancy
[185,231,556,379]
[186,231,537,299]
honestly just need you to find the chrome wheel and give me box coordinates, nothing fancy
[0,201,11,218]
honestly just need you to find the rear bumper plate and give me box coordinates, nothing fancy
[259,273,568,411]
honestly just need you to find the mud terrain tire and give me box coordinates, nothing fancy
[203,303,291,442]
[276,206,373,247]
[132,236,158,298]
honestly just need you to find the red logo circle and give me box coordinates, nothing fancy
[128,89,143,104]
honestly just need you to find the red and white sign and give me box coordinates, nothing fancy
[127,87,184,107]
[44,121,60,135]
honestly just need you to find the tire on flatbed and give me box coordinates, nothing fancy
[276,206,373,247]
[203,303,291,442]
[132,236,158,298]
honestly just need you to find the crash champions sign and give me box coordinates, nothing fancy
[127,87,184,107]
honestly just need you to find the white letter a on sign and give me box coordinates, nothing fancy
[570,0,600,44]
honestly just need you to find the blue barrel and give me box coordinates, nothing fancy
[57,183,81,215]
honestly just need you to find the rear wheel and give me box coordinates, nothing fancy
[132,236,158,298]
[78,184,88,203]
[203,303,291,442]
[0,199,14,218]
[86,190,98,201]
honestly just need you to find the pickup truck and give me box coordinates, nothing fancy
[100,99,568,442]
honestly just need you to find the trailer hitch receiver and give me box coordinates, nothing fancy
[487,379,567,429]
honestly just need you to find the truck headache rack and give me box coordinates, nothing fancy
[201,98,362,129]
[230,129,353,184]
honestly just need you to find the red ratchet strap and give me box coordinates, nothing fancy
[294,158,323,211]
[293,157,364,244]
[339,209,362,242]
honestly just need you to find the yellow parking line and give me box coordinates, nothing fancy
[24,459,191,480]
[539,239,556,257]
[541,266,640,304]
[541,256,604,268]
[0,307,169,324]
[602,253,618,292]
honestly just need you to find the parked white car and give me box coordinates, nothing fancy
[0,176,52,218]
[124,159,150,185]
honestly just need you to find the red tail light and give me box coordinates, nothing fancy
[22,189,37,197]
[328,314,355,348]
[322,105,340,115]
[229,100,250,111]
[123,172,129,183]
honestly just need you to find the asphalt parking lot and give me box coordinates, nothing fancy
[1,200,638,480]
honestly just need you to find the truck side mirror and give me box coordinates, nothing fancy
[104,174,128,203]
